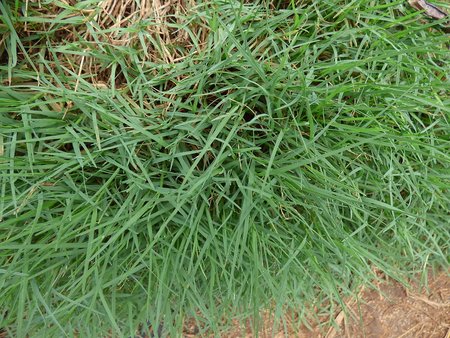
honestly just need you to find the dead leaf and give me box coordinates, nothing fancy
[408,0,448,20]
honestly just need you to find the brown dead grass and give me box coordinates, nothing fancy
[15,0,209,86]
[95,0,208,63]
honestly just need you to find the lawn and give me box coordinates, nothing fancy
[0,0,449,336]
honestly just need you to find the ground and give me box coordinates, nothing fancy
[204,271,450,337]
[328,272,449,338]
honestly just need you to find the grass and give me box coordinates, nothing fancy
[0,0,449,336]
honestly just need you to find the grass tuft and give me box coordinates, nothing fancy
[1,0,449,336]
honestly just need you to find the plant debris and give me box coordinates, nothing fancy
[408,0,449,20]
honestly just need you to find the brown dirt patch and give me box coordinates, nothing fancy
[212,271,450,338]
[331,272,450,338]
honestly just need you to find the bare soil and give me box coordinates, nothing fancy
[330,272,449,338]
[210,271,450,338]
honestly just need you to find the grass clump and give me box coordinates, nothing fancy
[1,0,449,336]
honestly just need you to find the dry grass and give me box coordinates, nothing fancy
[95,0,209,62]
[16,0,210,85]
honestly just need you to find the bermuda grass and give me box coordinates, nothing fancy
[1,0,449,336]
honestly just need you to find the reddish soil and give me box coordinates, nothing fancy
[331,272,450,338]
[212,271,450,338]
